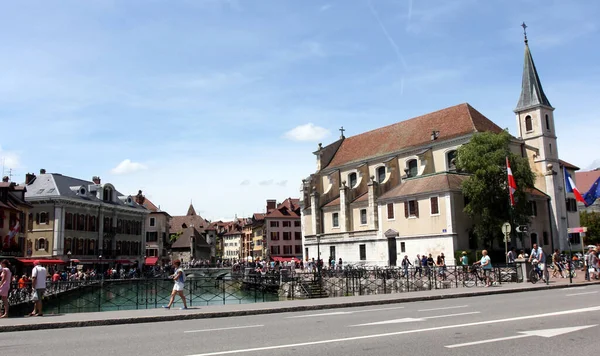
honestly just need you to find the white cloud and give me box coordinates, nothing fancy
[319,4,332,12]
[240,179,251,186]
[259,179,274,186]
[283,123,330,142]
[110,159,148,175]
[0,146,20,169]
[276,180,288,187]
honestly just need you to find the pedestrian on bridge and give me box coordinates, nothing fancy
[163,260,188,310]
[0,259,12,318]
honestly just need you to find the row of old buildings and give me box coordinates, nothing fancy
[0,168,304,267]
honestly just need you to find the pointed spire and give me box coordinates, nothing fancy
[515,24,552,112]
[187,203,196,216]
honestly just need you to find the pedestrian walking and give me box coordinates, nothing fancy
[473,250,493,287]
[29,260,47,317]
[163,260,188,310]
[0,259,12,318]
[413,254,422,278]
[401,255,411,277]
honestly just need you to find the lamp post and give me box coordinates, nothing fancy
[99,255,104,282]
[316,234,322,279]
[67,251,72,269]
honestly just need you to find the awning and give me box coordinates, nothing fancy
[17,258,67,265]
[116,259,135,264]
[145,257,159,266]
[271,256,298,262]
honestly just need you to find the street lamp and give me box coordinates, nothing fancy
[67,251,72,269]
[99,255,104,282]
[316,234,322,278]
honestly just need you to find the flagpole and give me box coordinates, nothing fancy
[562,166,573,284]
[506,156,513,264]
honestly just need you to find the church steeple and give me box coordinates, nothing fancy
[515,23,552,112]
[187,203,197,216]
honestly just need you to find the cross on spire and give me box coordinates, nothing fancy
[521,22,528,44]
[339,126,346,138]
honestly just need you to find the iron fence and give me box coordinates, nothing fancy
[1,264,521,316]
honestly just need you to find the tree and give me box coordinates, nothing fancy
[580,211,600,245]
[456,130,536,247]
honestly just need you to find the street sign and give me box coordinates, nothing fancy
[503,233,511,243]
[516,225,528,233]
[502,222,511,234]
[568,227,588,233]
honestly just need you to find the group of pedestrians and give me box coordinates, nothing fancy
[0,259,48,318]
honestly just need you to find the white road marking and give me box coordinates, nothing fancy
[569,287,587,290]
[286,306,404,319]
[446,325,597,348]
[418,305,468,312]
[350,312,479,326]
[184,325,263,333]
[287,312,351,318]
[566,291,598,297]
[185,306,600,356]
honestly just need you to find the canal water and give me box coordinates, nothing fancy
[43,277,280,314]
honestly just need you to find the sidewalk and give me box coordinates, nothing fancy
[1,276,597,333]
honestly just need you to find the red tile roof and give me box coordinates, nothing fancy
[352,192,368,203]
[525,187,549,198]
[576,169,600,192]
[265,197,301,218]
[324,197,340,208]
[325,103,503,169]
[378,173,470,200]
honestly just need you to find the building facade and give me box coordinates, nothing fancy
[168,203,212,262]
[0,177,32,258]
[251,213,265,259]
[23,171,148,267]
[264,198,302,262]
[301,36,581,265]
[134,190,171,267]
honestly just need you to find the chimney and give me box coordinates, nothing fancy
[25,173,36,185]
[2,176,8,182]
[40,169,46,174]
[136,190,145,205]
[266,199,277,212]
[92,176,101,184]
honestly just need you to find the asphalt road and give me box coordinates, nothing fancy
[2,285,600,356]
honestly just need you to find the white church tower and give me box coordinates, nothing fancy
[514,24,577,251]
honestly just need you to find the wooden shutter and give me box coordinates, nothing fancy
[388,203,394,219]
[36,213,40,224]
[404,201,409,218]
[414,200,419,218]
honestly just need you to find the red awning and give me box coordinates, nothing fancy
[272,257,298,262]
[116,259,135,264]
[17,258,67,265]
[145,257,159,266]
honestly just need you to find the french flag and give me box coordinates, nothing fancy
[565,168,585,204]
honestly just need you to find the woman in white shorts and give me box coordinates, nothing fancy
[163,260,188,310]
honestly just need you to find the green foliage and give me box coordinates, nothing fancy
[169,231,183,243]
[456,130,536,248]
[580,211,600,244]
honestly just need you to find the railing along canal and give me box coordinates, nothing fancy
[2,264,520,315]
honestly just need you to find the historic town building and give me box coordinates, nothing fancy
[133,191,171,267]
[23,171,149,267]
[168,203,212,262]
[264,198,302,262]
[0,176,32,259]
[301,35,581,265]
[251,213,266,259]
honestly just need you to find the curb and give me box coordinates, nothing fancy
[1,281,598,333]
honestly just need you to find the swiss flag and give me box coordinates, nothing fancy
[507,157,517,207]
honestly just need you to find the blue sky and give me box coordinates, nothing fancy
[1,0,599,220]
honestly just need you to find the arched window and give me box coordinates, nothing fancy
[407,159,418,177]
[545,114,550,130]
[525,115,533,132]
[348,172,357,188]
[37,238,46,251]
[446,150,457,171]
[376,166,386,183]
[39,212,48,224]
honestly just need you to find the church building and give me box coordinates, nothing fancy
[300,31,581,266]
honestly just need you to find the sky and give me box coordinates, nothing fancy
[1,0,599,220]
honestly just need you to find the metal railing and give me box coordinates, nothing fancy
[1,265,520,316]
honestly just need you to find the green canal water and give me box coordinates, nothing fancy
[43,278,280,314]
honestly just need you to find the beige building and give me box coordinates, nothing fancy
[133,191,171,267]
[251,213,266,259]
[301,36,581,266]
[23,171,149,267]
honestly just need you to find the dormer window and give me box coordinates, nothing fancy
[446,150,457,171]
[103,187,113,202]
[376,166,386,183]
[407,159,418,178]
[348,172,357,188]
[525,115,533,132]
